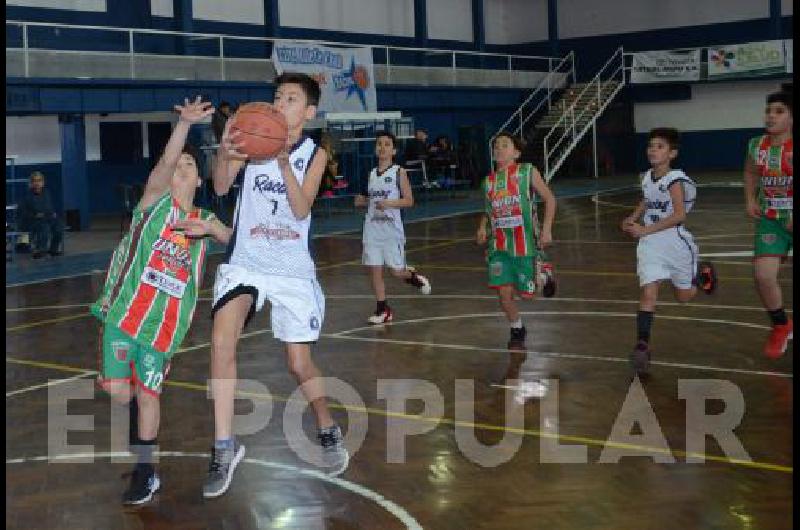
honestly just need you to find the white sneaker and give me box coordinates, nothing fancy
[367,308,393,324]
[406,268,432,295]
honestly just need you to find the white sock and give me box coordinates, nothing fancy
[510,318,523,329]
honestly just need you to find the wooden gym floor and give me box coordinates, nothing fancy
[6,186,793,529]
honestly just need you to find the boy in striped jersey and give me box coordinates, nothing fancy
[476,133,557,349]
[744,90,793,358]
[91,97,232,505]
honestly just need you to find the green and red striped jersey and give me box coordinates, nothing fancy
[747,135,793,223]
[484,162,539,257]
[91,192,215,354]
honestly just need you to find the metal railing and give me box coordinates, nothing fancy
[6,20,561,88]
[542,46,625,181]
[488,50,575,160]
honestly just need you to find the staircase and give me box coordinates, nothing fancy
[491,47,626,182]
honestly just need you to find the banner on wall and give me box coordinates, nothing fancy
[271,40,377,114]
[785,39,793,74]
[708,40,785,78]
[630,49,701,83]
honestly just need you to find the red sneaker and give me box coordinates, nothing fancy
[764,319,793,359]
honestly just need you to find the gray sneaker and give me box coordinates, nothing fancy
[202,442,245,498]
[318,425,349,476]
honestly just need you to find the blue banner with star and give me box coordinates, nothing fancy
[272,41,377,113]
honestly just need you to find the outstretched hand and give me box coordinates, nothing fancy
[175,96,214,124]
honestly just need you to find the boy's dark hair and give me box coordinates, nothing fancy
[376,131,397,148]
[181,143,201,166]
[493,132,525,153]
[275,72,321,107]
[648,127,680,150]
[767,91,793,114]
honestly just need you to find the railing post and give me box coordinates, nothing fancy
[508,55,512,88]
[219,36,225,81]
[544,137,549,182]
[571,52,576,84]
[452,51,456,86]
[386,46,391,84]
[22,23,29,78]
[547,61,552,110]
[129,30,135,79]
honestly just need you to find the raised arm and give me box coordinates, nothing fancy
[139,96,213,210]
[212,117,248,196]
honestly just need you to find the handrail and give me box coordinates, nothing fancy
[6,19,558,62]
[543,46,625,180]
[487,50,575,166]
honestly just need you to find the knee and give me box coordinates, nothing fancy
[753,267,777,285]
[388,268,405,278]
[675,289,694,303]
[287,353,312,379]
[105,381,133,404]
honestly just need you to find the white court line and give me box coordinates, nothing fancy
[9,295,791,313]
[325,334,791,378]
[694,233,755,241]
[6,370,96,398]
[334,311,777,336]
[5,452,423,530]
[701,250,794,258]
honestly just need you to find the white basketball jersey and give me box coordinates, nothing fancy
[225,136,318,279]
[363,164,405,242]
[641,169,696,228]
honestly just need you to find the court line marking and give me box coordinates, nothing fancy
[5,269,106,289]
[6,312,91,332]
[334,311,773,337]
[3,356,792,474]
[6,370,97,398]
[326,334,792,379]
[7,295,792,315]
[700,250,793,258]
[5,452,423,530]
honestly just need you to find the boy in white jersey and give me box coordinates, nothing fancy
[355,131,432,324]
[621,127,717,375]
[200,73,347,498]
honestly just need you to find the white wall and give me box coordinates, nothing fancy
[150,0,173,18]
[192,0,264,25]
[485,0,548,45]
[633,80,789,133]
[279,0,414,37]
[6,115,62,165]
[427,0,473,42]
[782,0,793,16]
[6,113,178,165]
[558,0,770,39]
[6,0,105,10]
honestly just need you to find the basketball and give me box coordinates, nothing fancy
[229,102,288,159]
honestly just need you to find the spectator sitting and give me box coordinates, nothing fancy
[403,128,429,164]
[18,171,64,259]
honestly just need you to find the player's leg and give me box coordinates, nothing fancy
[632,282,658,375]
[203,293,251,498]
[754,217,793,358]
[273,278,348,475]
[122,348,168,505]
[499,285,525,349]
[386,240,431,295]
[368,265,392,323]
[97,324,135,404]
[364,239,392,323]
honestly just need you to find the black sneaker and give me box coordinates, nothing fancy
[697,261,717,294]
[630,340,651,375]
[540,262,556,298]
[122,464,161,505]
[508,326,527,350]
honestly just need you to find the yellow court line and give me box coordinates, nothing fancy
[6,313,92,332]
[3,355,792,474]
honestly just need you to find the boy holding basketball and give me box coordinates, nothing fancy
[201,72,347,498]
[621,127,717,375]
[476,133,557,350]
[92,97,233,504]
[743,90,793,358]
[355,131,432,324]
